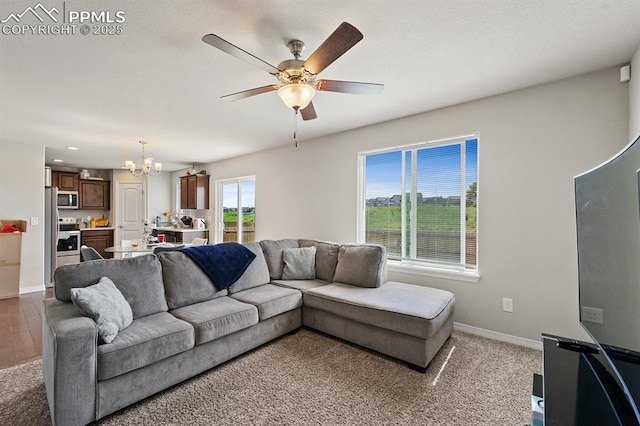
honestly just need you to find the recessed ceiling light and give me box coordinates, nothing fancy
[53,159,64,163]
[66,146,79,150]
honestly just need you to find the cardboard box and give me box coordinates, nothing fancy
[0,219,27,299]
[0,219,27,234]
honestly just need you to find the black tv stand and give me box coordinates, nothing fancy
[541,334,639,426]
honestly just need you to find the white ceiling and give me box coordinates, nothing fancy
[2,0,640,171]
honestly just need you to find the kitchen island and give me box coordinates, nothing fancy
[156,227,208,244]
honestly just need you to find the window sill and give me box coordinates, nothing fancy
[387,261,481,283]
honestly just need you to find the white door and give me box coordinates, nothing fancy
[116,182,145,246]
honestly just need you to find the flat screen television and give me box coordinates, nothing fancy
[575,133,640,424]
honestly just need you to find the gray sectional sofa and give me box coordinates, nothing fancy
[43,239,455,425]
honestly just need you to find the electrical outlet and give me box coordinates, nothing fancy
[582,307,604,324]
[502,298,513,313]
[30,216,38,225]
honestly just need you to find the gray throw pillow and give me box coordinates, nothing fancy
[282,246,316,280]
[332,244,388,288]
[260,239,300,279]
[70,277,133,344]
[299,239,340,282]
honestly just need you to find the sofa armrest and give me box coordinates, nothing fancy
[43,298,98,426]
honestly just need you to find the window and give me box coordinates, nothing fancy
[359,136,478,273]
[216,176,256,244]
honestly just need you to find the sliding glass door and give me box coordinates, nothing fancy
[217,176,255,243]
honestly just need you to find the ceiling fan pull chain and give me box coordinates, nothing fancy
[293,109,299,147]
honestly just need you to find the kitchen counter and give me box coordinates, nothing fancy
[81,227,115,231]
[156,227,208,233]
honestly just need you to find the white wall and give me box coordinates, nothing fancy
[0,141,45,291]
[146,171,172,223]
[205,67,629,342]
[630,45,640,139]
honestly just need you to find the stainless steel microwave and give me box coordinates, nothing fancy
[57,190,79,209]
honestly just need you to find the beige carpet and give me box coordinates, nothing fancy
[0,329,541,425]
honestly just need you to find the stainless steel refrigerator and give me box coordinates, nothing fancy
[44,186,58,287]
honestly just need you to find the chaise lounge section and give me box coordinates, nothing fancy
[264,239,455,371]
[43,238,455,425]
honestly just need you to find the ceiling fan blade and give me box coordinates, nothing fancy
[202,34,280,75]
[221,85,280,101]
[300,102,317,121]
[303,22,363,75]
[316,79,384,95]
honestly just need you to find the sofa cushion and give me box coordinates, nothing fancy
[259,239,299,279]
[299,239,340,282]
[96,312,194,381]
[282,246,316,280]
[332,244,387,288]
[303,281,455,339]
[70,277,133,344]
[54,255,168,319]
[230,284,302,321]
[271,279,330,293]
[158,251,228,309]
[228,242,271,294]
[170,297,258,345]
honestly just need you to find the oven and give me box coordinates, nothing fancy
[57,218,80,266]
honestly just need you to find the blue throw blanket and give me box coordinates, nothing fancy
[181,243,256,290]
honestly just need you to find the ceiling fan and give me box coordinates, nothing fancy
[202,22,384,121]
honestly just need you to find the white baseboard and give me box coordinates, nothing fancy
[19,285,46,295]
[454,322,543,351]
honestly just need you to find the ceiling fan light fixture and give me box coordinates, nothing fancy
[277,83,315,111]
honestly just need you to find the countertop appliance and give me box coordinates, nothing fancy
[180,216,193,227]
[57,190,79,209]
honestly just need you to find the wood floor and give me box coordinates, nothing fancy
[0,288,54,369]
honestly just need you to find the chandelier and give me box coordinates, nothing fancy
[124,141,162,176]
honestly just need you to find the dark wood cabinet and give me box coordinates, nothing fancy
[180,177,189,209]
[51,171,79,191]
[79,180,110,210]
[180,175,209,209]
[81,229,113,259]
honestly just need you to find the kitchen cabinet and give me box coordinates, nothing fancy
[180,175,209,209]
[52,171,79,191]
[81,229,113,259]
[79,180,110,210]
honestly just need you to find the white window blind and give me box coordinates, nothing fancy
[361,136,478,270]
